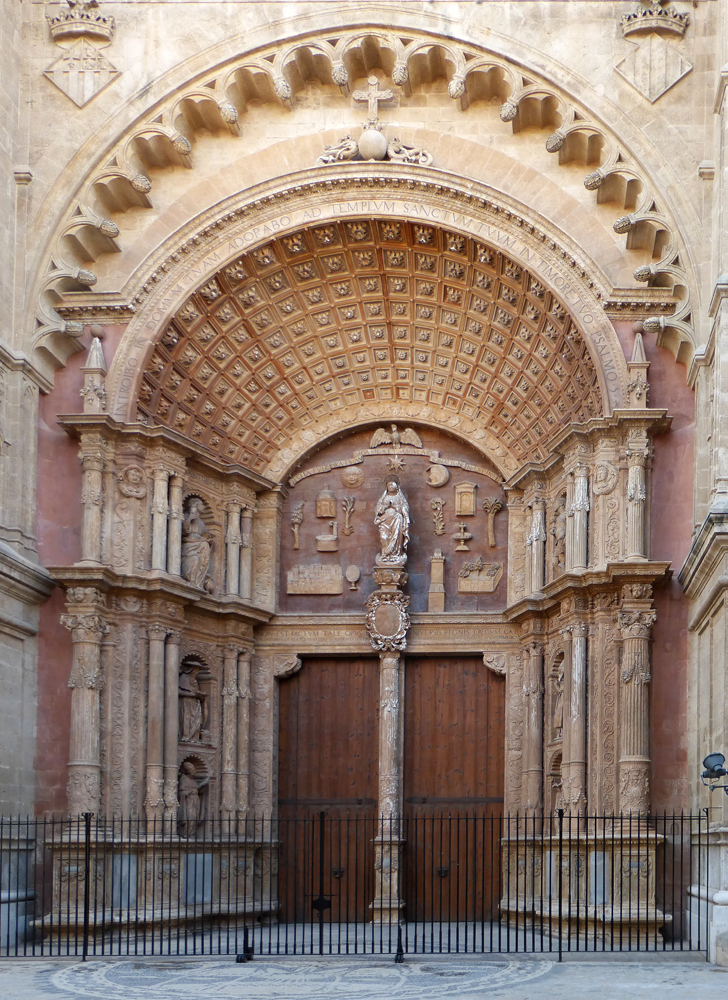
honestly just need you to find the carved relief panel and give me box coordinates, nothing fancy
[281,426,508,613]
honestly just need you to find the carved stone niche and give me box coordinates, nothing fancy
[181,495,216,593]
[177,755,210,838]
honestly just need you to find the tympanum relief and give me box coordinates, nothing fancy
[279,426,508,613]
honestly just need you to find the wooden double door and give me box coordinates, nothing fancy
[277,655,504,922]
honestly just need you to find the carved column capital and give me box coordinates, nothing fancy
[147,623,169,642]
[166,629,182,646]
[571,621,589,639]
[61,613,109,643]
[617,610,656,641]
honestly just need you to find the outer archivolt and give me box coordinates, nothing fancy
[136,219,602,476]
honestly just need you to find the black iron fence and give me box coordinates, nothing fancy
[0,811,709,959]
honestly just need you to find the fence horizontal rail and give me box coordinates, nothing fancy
[0,811,709,959]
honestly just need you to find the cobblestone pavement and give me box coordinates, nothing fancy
[0,957,726,1000]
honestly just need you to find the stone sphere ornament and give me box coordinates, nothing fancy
[358,128,388,161]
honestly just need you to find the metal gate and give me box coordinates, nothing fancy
[0,811,709,958]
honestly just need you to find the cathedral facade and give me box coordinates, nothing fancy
[1,0,728,959]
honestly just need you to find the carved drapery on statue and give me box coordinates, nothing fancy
[181,499,212,589]
[178,660,207,742]
[373,478,410,567]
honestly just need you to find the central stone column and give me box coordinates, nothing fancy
[366,476,411,925]
[145,624,167,823]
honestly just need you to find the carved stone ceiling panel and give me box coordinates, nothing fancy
[136,220,603,475]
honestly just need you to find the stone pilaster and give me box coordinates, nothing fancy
[225,503,242,596]
[562,623,588,815]
[163,629,181,821]
[145,623,167,823]
[572,464,590,570]
[237,650,252,818]
[253,492,281,610]
[79,442,105,565]
[221,644,240,819]
[239,506,254,600]
[522,641,544,813]
[618,606,656,815]
[530,499,546,593]
[61,611,110,814]
[150,469,170,572]
[626,440,648,561]
[167,474,184,576]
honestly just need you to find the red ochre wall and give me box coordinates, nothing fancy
[34,326,125,814]
[613,322,695,812]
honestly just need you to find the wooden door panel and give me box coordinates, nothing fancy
[403,656,505,921]
[278,656,379,922]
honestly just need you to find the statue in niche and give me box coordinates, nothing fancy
[374,477,410,566]
[178,661,208,742]
[551,496,567,576]
[552,663,564,739]
[178,761,209,838]
[181,498,212,589]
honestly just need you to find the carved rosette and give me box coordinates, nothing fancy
[365,592,410,651]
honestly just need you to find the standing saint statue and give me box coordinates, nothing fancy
[374,477,410,566]
[178,761,209,838]
[181,498,212,588]
[178,661,208,741]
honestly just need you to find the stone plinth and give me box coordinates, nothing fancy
[500,824,668,946]
[38,828,277,941]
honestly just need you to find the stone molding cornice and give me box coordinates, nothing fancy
[55,414,275,493]
[0,542,54,606]
[46,564,272,625]
[679,510,728,604]
[504,561,671,623]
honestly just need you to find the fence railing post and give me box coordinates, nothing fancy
[81,812,92,962]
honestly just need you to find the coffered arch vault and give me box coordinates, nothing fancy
[129,214,608,483]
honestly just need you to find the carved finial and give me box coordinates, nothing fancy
[630,331,647,364]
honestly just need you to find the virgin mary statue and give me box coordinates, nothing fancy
[374,478,410,566]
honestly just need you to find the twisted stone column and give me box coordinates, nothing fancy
[167,475,184,575]
[221,645,240,819]
[618,610,656,814]
[163,630,181,822]
[626,446,648,560]
[239,507,253,600]
[522,642,544,813]
[572,464,590,571]
[225,504,242,596]
[145,624,167,823]
[237,651,252,818]
[61,613,110,814]
[151,470,170,572]
[80,453,104,564]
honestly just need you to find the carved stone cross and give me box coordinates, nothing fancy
[353,76,394,126]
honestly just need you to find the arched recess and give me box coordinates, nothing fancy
[31,19,698,377]
[104,175,629,484]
